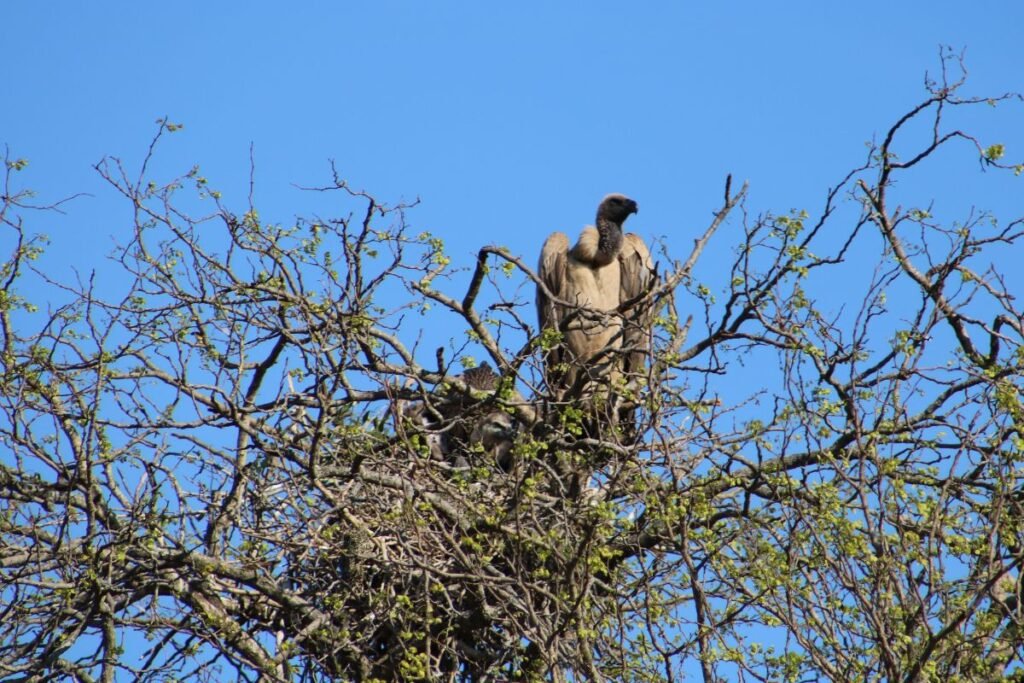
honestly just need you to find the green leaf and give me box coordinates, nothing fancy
[983,143,1005,161]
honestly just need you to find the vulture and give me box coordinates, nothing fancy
[459,363,516,470]
[536,193,655,398]
[399,362,518,471]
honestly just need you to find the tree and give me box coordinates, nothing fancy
[1,53,1022,682]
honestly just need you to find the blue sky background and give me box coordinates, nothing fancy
[4,3,1022,297]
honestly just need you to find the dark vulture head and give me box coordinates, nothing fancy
[597,193,639,227]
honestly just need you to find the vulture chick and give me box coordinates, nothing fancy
[536,194,655,396]
[398,362,518,471]
[459,362,517,471]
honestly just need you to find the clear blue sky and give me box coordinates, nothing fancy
[3,2,1023,341]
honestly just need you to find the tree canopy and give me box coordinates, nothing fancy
[2,55,1023,682]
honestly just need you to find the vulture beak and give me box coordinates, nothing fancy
[629,200,639,215]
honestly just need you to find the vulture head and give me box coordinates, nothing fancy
[597,193,639,225]
[579,193,638,267]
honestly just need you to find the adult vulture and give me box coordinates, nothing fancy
[536,193,655,397]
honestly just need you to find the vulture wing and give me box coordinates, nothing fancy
[537,232,570,334]
[537,231,570,388]
[618,233,655,378]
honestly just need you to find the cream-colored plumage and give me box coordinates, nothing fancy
[537,194,654,395]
